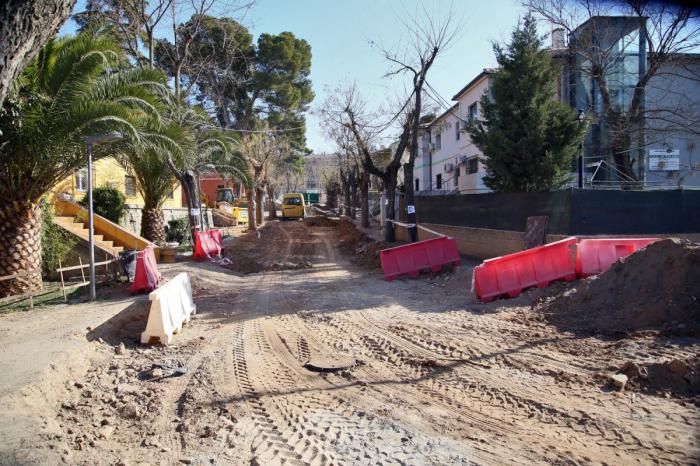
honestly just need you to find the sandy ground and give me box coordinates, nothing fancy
[0,219,698,465]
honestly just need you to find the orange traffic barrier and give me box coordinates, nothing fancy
[130,246,162,294]
[380,236,460,281]
[472,237,577,302]
[193,230,223,260]
[575,238,659,277]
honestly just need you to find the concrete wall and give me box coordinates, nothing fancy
[394,222,700,260]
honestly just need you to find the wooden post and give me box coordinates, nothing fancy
[58,259,67,301]
[78,256,86,285]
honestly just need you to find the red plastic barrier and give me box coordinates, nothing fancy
[576,238,659,277]
[472,237,577,302]
[130,246,162,294]
[193,230,223,260]
[380,236,461,281]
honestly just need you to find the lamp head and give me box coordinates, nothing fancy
[84,132,124,145]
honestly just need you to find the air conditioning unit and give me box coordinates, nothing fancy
[444,163,454,172]
[459,155,469,164]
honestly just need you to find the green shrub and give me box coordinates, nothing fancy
[166,218,190,244]
[80,186,125,223]
[40,199,76,275]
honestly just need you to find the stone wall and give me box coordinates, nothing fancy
[121,206,214,236]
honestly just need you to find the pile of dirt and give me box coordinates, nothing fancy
[305,216,385,269]
[335,218,386,270]
[222,223,289,274]
[303,216,339,228]
[617,357,700,399]
[540,239,700,336]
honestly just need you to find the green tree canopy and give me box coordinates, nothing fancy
[155,15,313,151]
[468,14,587,192]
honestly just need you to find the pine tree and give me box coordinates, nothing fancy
[468,14,587,192]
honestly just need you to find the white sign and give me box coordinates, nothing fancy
[407,205,416,214]
[648,149,680,171]
[190,208,200,215]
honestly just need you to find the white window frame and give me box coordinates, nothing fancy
[75,168,88,192]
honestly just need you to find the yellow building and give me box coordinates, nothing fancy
[51,157,182,208]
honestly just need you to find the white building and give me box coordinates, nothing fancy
[452,69,496,193]
[415,68,496,195]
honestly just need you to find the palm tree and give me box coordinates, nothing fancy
[159,104,248,239]
[120,121,190,245]
[0,32,167,297]
[122,104,247,244]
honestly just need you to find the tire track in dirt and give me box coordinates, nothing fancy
[377,315,698,464]
[309,307,632,463]
[250,225,475,464]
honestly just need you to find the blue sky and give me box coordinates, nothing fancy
[60,0,527,153]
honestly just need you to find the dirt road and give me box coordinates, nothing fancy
[3,220,699,465]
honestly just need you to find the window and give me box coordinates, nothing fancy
[436,174,442,190]
[75,168,88,192]
[434,133,442,150]
[454,167,460,187]
[284,196,303,206]
[468,103,478,123]
[415,178,420,191]
[125,175,136,197]
[455,121,460,141]
[467,157,479,174]
[168,188,175,199]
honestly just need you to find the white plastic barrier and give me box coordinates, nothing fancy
[140,273,197,345]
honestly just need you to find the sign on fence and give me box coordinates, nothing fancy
[649,149,680,171]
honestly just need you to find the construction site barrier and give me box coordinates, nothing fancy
[141,273,196,345]
[472,237,577,302]
[193,230,223,260]
[130,246,162,294]
[576,238,660,278]
[380,236,461,281]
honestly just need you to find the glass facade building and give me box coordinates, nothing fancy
[568,17,647,184]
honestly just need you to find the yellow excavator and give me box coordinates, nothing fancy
[213,188,248,225]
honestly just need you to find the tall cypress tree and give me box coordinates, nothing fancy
[468,14,587,192]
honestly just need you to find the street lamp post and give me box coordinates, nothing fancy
[577,109,586,189]
[83,132,124,301]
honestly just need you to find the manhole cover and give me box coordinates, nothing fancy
[304,355,357,372]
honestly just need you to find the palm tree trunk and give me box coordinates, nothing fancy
[0,202,43,297]
[140,207,166,245]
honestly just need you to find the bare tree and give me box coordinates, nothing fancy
[238,130,288,229]
[318,94,374,226]
[0,0,76,108]
[373,5,459,240]
[342,85,414,242]
[76,0,176,67]
[320,7,458,242]
[527,0,700,182]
